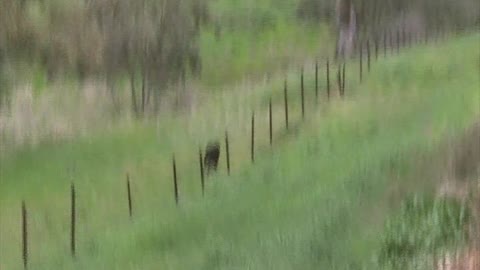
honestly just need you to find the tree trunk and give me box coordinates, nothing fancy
[106,77,120,116]
[129,71,138,117]
[335,0,357,60]
[141,68,146,114]
[145,80,151,111]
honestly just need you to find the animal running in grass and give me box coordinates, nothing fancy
[204,141,220,175]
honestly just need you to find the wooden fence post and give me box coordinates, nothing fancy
[367,40,371,72]
[224,131,230,175]
[326,59,330,99]
[284,80,289,130]
[383,31,387,57]
[199,149,205,195]
[251,112,255,163]
[70,183,76,258]
[300,68,305,119]
[407,29,411,47]
[342,63,346,97]
[396,29,400,53]
[315,60,319,101]
[269,99,273,146]
[406,31,410,48]
[22,201,28,269]
[337,66,342,97]
[126,174,133,218]
[390,30,394,54]
[172,156,179,205]
[359,43,363,82]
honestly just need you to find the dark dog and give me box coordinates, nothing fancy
[204,141,220,175]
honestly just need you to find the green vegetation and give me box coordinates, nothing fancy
[199,0,332,87]
[199,21,330,87]
[379,195,470,269]
[0,34,479,269]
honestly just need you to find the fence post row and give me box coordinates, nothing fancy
[8,26,468,269]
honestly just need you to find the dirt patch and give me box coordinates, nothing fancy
[436,120,480,269]
[435,249,479,270]
[437,120,480,205]
[451,121,480,182]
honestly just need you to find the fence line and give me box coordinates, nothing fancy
[10,26,463,269]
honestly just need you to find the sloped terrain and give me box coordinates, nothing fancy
[0,34,479,270]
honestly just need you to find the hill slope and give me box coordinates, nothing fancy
[0,34,479,269]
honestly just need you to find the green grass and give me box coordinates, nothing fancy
[199,0,333,88]
[0,34,479,269]
[378,195,470,269]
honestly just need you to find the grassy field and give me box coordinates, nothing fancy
[0,34,479,269]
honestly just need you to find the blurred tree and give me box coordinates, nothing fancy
[335,0,357,59]
[297,0,336,22]
[0,0,208,114]
[89,0,206,115]
[0,0,477,111]
[297,0,479,51]
[0,0,36,104]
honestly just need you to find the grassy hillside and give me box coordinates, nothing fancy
[0,34,479,269]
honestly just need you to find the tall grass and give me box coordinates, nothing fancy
[0,34,479,269]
